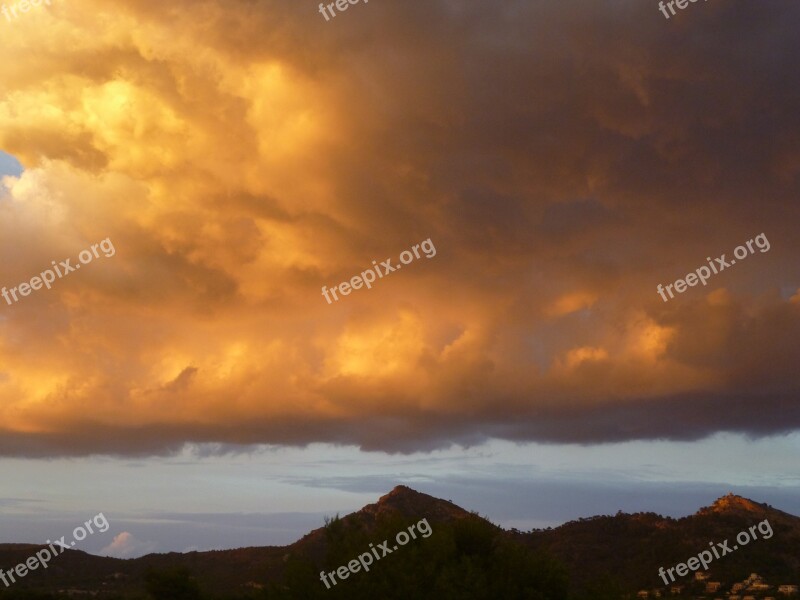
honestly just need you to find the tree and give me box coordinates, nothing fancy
[144,566,202,600]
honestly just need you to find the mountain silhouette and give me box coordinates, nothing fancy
[0,487,797,599]
[524,492,800,592]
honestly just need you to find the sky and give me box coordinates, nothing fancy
[0,0,799,558]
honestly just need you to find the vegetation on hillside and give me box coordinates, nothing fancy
[263,511,569,600]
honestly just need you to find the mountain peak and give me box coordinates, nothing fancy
[290,485,476,559]
[365,485,472,523]
[378,485,426,502]
[699,493,767,516]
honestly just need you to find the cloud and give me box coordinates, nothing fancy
[100,531,158,559]
[0,0,798,455]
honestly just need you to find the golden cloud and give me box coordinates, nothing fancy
[0,0,799,455]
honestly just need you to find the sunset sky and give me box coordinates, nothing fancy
[1,0,799,558]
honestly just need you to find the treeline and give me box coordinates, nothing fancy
[0,515,629,600]
[263,512,570,600]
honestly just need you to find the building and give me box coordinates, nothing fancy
[778,585,799,595]
[637,591,649,599]
[695,572,710,582]
[732,583,746,593]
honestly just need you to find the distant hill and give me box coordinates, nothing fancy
[0,488,798,599]
[522,492,800,593]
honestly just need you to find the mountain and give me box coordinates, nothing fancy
[284,485,475,565]
[522,492,800,592]
[0,488,798,599]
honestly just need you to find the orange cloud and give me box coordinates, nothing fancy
[0,0,798,455]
